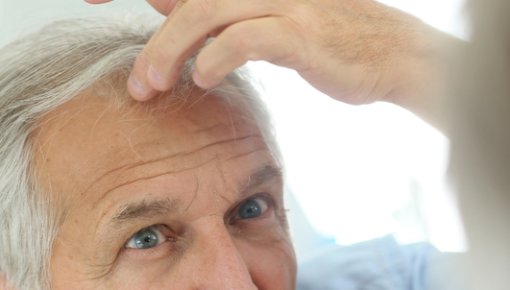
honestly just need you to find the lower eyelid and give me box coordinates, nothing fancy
[122,239,175,260]
[236,203,276,225]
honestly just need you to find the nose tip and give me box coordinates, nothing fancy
[194,224,258,290]
[204,243,258,290]
[209,259,258,290]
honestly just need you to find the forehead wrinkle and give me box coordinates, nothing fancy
[223,147,270,163]
[212,148,271,205]
[80,133,261,202]
[89,133,267,215]
[184,174,200,212]
[215,162,283,209]
[192,123,231,135]
[90,154,217,209]
[214,160,232,205]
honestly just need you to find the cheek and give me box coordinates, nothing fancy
[50,235,106,290]
[101,267,177,290]
[239,236,297,289]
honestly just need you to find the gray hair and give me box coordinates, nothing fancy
[0,17,279,290]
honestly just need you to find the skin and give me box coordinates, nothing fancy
[87,0,453,129]
[30,86,296,289]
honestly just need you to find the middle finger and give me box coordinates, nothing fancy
[134,0,290,92]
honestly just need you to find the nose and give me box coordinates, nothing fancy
[192,221,258,290]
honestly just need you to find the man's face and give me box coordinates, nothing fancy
[33,87,296,289]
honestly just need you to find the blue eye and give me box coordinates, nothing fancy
[237,196,269,220]
[125,226,166,249]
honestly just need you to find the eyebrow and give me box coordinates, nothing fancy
[240,164,283,196]
[108,164,283,226]
[113,198,180,222]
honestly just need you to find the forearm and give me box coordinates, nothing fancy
[386,27,463,135]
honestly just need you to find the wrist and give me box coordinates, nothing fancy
[386,27,458,133]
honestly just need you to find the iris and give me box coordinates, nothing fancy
[238,197,267,219]
[126,227,163,249]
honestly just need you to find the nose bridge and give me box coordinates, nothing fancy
[194,219,258,290]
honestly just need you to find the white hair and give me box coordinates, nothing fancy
[0,17,279,290]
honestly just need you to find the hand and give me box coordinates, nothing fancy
[86,0,449,121]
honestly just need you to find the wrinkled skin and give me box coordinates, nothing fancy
[32,88,296,290]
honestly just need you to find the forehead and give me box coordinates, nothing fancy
[32,87,268,207]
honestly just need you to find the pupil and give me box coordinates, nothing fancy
[135,228,158,249]
[240,199,261,219]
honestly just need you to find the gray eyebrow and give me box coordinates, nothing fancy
[112,198,181,222]
[240,164,283,195]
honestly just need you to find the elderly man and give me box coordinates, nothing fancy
[0,19,295,289]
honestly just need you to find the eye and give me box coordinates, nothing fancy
[235,195,270,221]
[125,225,166,250]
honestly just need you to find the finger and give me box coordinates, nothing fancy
[138,0,288,92]
[128,53,159,101]
[193,17,305,89]
[146,0,180,15]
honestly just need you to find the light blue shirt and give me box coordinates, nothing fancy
[297,236,464,290]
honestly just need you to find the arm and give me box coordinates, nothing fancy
[86,0,456,133]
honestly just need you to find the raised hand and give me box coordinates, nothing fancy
[86,0,450,124]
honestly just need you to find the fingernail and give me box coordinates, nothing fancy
[148,65,167,90]
[192,70,207,89]
[128,74,151,101]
